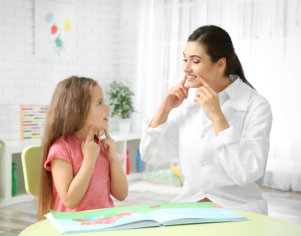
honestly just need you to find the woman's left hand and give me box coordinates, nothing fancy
[194,78,230,135]
[101,129,118,162]
[194,78,223,122]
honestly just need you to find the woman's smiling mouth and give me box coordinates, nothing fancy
[187,75,197,81]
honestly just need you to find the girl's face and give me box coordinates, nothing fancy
[85,85,110,133]
[183,41,222,90]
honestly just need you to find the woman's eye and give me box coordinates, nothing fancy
[98,101,102,105]
[193,61,200,64]
[182,59,188,62]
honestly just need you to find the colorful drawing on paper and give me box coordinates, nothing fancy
[35,0,75,58]
[20,105,48,141]
[45,11,71,55]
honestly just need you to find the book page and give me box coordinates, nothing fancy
[145,202,247,225]
[45,202,248,234]
[46,207,158,234]
[148,208,246,225]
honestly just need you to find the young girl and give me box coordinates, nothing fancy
[38,76,128,220]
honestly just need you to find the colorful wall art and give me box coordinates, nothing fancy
[35,0,75,58]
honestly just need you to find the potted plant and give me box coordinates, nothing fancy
[108,80,135,132]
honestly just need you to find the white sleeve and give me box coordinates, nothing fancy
[139,114,179,166]
[212,97,273,187]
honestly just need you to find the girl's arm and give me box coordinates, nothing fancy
[101,130,128,201]
[51,127,100,209]
[108,154,128,201]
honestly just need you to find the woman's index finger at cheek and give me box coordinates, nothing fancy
[179,75,187,87]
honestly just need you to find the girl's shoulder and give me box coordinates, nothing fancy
[51,134,80,149]
[50,136,70,151]
[45,135,79,171]
[48,135,82,159]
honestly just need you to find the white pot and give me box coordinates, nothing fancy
[118,118,131,133]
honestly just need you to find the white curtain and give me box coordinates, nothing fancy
[136,0,301,191]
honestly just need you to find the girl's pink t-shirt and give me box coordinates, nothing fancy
[44,134,114,212]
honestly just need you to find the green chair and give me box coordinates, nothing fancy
[21,145,41,196]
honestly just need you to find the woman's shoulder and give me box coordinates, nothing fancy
[228,80,272,120]
[237,80,271,108]
[249,88,271,108]
[245,86,272,118]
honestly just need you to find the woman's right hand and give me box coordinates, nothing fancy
[150,76,189,128]
[81,126,100,163]
[161,76,189,112]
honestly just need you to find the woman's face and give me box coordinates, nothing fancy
[183,41,221,89]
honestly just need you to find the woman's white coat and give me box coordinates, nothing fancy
[140,78,273,215]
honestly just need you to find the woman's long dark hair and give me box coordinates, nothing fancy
[188,25,254,89]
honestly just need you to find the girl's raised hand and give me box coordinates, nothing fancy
[194,78,223,122]
[81,126,100,163]
[101,129,117,162]
[162,76,189,112]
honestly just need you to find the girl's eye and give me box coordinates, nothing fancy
[182,59,188,62]
[193,61,200,64]
[98,101,102,105]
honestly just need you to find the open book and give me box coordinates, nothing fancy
[45,202,248,234]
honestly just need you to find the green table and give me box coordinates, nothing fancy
[19,211,301,236]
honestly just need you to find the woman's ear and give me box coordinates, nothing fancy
[217,57,226,73]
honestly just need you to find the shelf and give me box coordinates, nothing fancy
[107,131,142,142]
[126,172,143,181]
[0,131,142,207]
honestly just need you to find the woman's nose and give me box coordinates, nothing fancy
[183,62,192,73]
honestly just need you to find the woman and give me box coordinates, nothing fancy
[140,25,272,215]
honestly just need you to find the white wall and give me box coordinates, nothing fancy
[0,0,122,140]
[117,0,140,131]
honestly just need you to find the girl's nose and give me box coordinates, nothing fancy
[106,104,111,112]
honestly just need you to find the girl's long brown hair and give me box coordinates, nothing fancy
[38,76,98,220]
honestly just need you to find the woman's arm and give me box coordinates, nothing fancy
[51,128,100,209]
[194,78,229,135]
[140,77,189,165]
[213,97,273,186]
[150,76,189,128]
[195,78,272,186]
[101,130,128,201]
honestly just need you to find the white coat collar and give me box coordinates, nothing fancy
[225,77,253,111]
[183,76,253,111]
